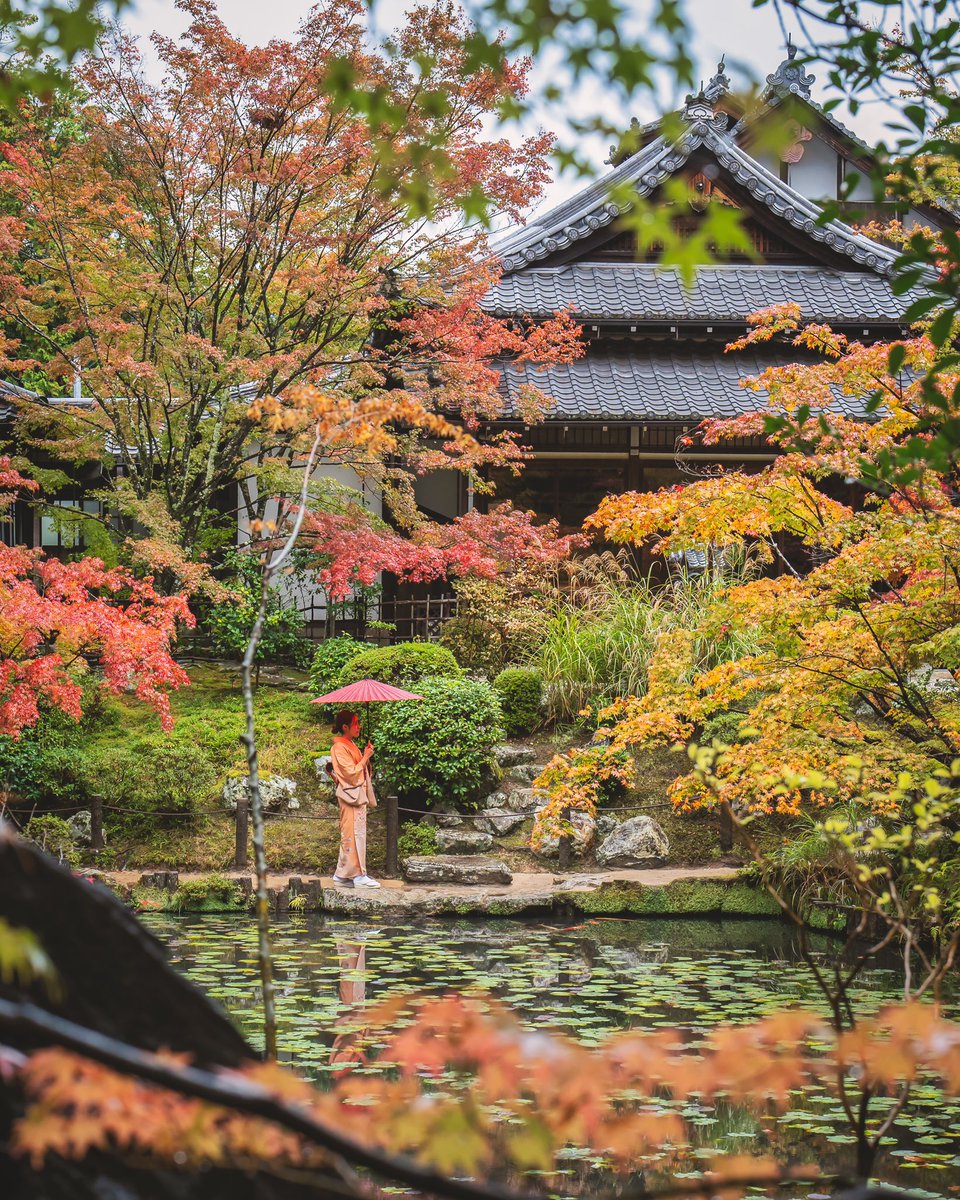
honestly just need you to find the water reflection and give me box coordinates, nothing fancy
[143,914,958,1197]
[329,938,369,1077]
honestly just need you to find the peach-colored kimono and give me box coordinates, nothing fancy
[329,939,368,1076]
[330,736,377,880]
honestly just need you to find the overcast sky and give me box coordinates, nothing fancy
[119,0,901,214]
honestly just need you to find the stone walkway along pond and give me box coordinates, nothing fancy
[109,864,785,919]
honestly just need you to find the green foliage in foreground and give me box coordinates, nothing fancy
[374,676,503,808]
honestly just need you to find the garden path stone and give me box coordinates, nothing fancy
[436,829,494,854]
[506,787,544,814]
[494,745,536,768]
[473,809,527,836]
[423,812,464,829]
[597,813,621,838]
[402,855,512,885]
[67,810,92,845]
[597,815,670,867]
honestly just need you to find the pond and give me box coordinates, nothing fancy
[144,913,960,1198]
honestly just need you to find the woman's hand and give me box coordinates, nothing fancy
[362,741,374,763]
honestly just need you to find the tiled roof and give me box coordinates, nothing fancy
[492,99,901,278]
[484,264,911,324]
[498,346,873,422]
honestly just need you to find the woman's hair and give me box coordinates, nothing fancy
[332,709,358,735]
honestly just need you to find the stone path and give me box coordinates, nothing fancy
[106,864,782,919]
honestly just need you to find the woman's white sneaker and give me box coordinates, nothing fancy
[354,875,381,888]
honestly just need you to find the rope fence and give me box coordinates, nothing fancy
[75,790,728,878]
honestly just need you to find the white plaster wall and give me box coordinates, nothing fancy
[788,135,838,201]
[414,469,461,520]
[236,456,384,618]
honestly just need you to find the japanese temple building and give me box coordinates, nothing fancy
[0,45,951,635]
[432,45,949,534]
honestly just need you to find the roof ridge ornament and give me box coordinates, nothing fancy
[766,35,815,100]
[703,55,730,102]
[681,87,730,132]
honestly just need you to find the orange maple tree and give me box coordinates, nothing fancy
[576,306,960,817]
[0,0,580,575]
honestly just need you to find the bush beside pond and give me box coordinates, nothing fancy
[374,676,503,809]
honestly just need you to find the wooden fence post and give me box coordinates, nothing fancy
[719,804,734,854]
[235,793,249,870]
[384,793,400,879]
[558,805,572,872]
[90,794,104,851]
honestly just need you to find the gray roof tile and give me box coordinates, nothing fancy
[484,264,911,323]
[492,108,901,278]
[499,346,874,422]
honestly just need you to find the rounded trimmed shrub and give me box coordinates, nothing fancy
[373,676,503,808]
[338,642,462,689]
[309,635,375,697]
[493,667,543,737]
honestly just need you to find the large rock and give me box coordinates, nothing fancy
[473,809,527,836]
[507,763,540,785]
[494,744,535,768]
[481,790,510,810]
[532,811,596,858]
[597,815,670,867]
[506,787,545,814]
[436,828,493,854]
[222,774,298,813]
[402,855,512,885]
[597,813,621,838]
[67,810,93,845]
[423,811,464,829]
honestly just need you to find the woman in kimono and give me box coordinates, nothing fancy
[329,709,380,888]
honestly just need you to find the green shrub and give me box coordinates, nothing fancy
[309,635,376,696]
[339,642,462,689]
[374,676,503,808]
[397,821,439,859]
[81,741,218,828]
[172,874,244,912]
[493,667,543,737]
[309,635,375,722]
[440,616,506,676]
[207,548,311,666]
[701,710,748,745]
[23,814,80,867]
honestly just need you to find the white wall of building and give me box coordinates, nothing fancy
[787,135,838,201]
[236,455,384,621]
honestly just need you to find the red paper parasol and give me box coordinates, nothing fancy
[311,677,423,741]
[311,679,423,705]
